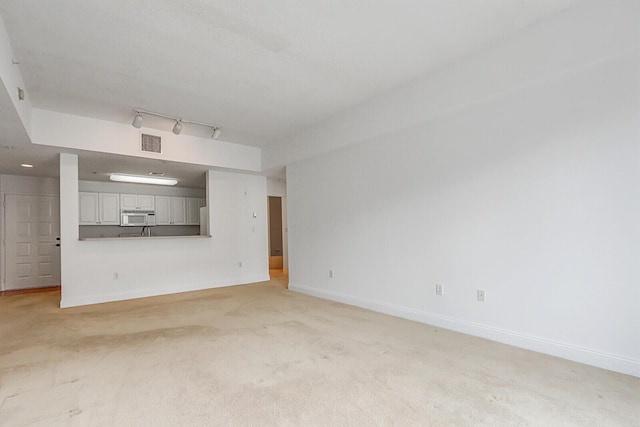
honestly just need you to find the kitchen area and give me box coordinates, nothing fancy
[75,153,209,240]
[59,154,270,308]
[78,180,207,239]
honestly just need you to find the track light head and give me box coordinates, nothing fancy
[172,120,182,135]
[211,127,221,139]
[132,112,143,128]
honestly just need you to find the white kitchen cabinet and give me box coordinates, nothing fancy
[79,192,120,225]
[138,195,155,210]
[186,198,203,225]
[99,193,121,224]
[171,197,187,225]
[79,192,98,225]
[120,194,137,210]
[154,196,171,225]
[154,196,186,225]
[120,194,155,211]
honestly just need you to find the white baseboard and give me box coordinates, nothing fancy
[60,274,270,308]
[289,283,640,378]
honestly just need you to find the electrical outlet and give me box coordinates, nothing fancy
[238,261,243,268]
[435,284,443,296]
[113,272,119,280]
[477,290,485,302]
[329,269,334,279]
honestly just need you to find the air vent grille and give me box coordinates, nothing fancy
[141,134,161,153]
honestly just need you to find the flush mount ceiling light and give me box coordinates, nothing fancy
[110,173,177,186]
[21,163,34,168]
[132,109,220,139]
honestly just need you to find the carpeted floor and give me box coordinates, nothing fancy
[1,276,638,426]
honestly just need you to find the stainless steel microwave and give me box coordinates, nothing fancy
[120,210,156,227]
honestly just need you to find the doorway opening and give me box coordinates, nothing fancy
[2,194,61,292]
[268,196,283,269]
[268,196,288,283]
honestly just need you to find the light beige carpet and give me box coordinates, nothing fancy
[1,277,638,426]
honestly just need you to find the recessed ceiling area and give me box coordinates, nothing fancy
[78,152,208,189]
[0,0,581,148]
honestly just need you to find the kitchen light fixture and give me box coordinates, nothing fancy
[20,163,34,168]
[132,109,220,138]
[110,173,177,186]
[132,112,143,128]
[172,120,182,135]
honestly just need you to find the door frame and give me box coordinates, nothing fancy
[1,192,62,291]
[267,195,288,272]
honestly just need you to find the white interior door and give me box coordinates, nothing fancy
[4,194,61,290]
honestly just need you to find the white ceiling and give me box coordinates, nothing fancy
[0,0,581,185]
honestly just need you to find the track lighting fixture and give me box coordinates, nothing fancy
[132,112,143,128]
[172,120,182,135]
[132,109,220,138]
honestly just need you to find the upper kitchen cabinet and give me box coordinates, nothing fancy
[155,196,171,225]
[186,198,205,225]
[155,196,187,225]
[120,194,155,211]
[172,197,187,225]
[79,192,120,225]
[100,193,121,224]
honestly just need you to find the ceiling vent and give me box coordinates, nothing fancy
[141,134,161,154]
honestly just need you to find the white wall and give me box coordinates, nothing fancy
[60,153,269,307]
[0,16,32,137]
[263,0,639,171]
[286,0,640,377]
[0,174,60,290]
[267,178,286,197]
[35,109,262,172]
[0,174,59,195]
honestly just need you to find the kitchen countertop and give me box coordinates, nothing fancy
[79,235,212,241]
